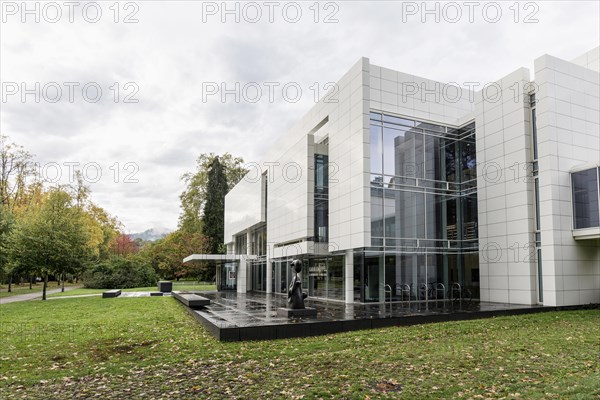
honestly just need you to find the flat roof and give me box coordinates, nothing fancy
[182,254,258,263]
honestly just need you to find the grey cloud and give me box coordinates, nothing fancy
[2,1,598,232]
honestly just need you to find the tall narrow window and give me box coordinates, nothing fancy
[530,93,543,303]
[531,94,538,162]
[314,154,329,242]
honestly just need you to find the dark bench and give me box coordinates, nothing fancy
[172,291,210,309]
[158,281,173,292]
[102,289,121,298]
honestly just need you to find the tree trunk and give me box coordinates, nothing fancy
[61,271,65,292]
[8,273,12,292]
[42,273,48,301]
[29,275,32,290]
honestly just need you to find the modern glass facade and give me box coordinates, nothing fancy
[249,226,268,291]
[216,262,238,291]
[273,256,344,301]
[360,112,479,302]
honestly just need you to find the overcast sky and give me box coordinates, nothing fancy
[1,0,598,233]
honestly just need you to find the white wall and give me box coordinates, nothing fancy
[266,133,312,245]
[255,58,371,252]
[224,174,264,244]
[571,46,600,72]
[223,58,370,254]
[369,65,475,127]
[475,68,538,305]
[535,53,600,306]
[327,58,370,251]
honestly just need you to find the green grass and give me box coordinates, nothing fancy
[0,282,80,299]
[47,283,216,297]
[0,297,598,399]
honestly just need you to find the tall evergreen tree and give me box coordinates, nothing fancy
[179,153,246,234]
[201,157,228,254]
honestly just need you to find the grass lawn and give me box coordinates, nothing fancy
[47,282,216,297]
[0,282,80,299]
[0,297,598,399]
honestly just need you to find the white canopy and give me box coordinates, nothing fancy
[182,254,257,263]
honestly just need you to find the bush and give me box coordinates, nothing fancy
[82,255,157,289]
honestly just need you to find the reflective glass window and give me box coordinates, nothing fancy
[572,168,600,229]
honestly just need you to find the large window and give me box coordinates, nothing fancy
[369,112,477,247]
[365,112,479,302]
[572,167,600,229]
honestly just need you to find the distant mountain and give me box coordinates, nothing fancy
[129,228,171,242]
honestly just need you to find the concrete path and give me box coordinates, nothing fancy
[0,286,83,305]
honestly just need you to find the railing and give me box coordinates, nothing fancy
[449,282,462,301]
[384,284,392,303]
[397,283,411,301]
[379,282,473,303]
[434,283,445,300]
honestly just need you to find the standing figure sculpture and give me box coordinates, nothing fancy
[287,259,307,309]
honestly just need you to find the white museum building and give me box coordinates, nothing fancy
[189,46,600,308]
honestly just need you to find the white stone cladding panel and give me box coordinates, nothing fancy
[475,67,538,305]
[224,175,264,244]
[535,54,600,306]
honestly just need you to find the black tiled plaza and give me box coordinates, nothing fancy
[181,291,567,342]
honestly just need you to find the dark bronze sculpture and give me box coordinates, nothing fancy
[287,259,307,309]
[277,259,317,317]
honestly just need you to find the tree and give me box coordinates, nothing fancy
[0,135,37,211]
[8,188,95,299]
[0,205,15,291]
[202,157,228,254]
[0,138,123,292]
[86,203,121,261]
[110,234,139,256]
[68,170,91,208]
[179,153,247,234]
[142,230,209,280]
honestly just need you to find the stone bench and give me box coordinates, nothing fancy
[102,289,121,298]
[172,291,210,309]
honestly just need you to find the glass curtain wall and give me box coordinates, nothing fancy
[217,262,238,291]
[273,256,344,300]
[366,112,479,302]
[248,225,268,292]
[251,261,266,292]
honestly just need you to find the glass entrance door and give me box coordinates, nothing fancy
[364,253,384,302]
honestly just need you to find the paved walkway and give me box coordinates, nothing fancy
[0,286,83,305]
